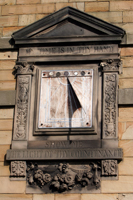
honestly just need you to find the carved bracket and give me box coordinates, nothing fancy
[13,62,34,77]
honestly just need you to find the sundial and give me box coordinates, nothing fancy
[38,69,93,130]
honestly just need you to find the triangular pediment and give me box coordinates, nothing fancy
[12,7,125,44]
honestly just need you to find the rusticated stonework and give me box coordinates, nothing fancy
[10,161,26,178]
[26,162,101,193]
[13,62,34,76]
[13,75,31,140]
[103,73,117,138]
[102,160,117,176]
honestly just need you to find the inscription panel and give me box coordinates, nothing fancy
[19,45,118,57]
[6,148,123,160]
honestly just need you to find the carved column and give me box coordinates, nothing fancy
[100,59,121,139]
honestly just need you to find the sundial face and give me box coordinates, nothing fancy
[38,69,93,130]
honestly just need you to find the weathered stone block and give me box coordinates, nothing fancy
[33,194,54,200]
[0,60,15,69]
[0,81,16,91]
[0,16,18,27]
[2,4,55,15]
[81,194,118,200]
[0,120,13,131]
[0,52,17,60]
[123,11,133,23]
[122,57,133,67]
[17,0,40,4]
[0,131,12,144]
[42,0,68,2]
[119,68,133,78]
[35,14,48,21]
[119,194,133,200]
[0,71,14,81]
[85,2,109,12]
[56,3,84,12]
[3,27,24,37]
[0,145,10,161]
[119,158,133,175]
[110,1,133,11]
[114,23,133,34]
[0,0,16,5]
[119,122,133,139]
[102,176,133,193]
[119,78,133,89]
[19,14,36,26]
[119,140,133,157]
[0,194,32,200]
[0,177,26,193]
[90,12,122,23]
[119,107,133,122]
[121,47,133,56]
[0,109,13,119]
[55,194,81,200]
[0,165,10,176]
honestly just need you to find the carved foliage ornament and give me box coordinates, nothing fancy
[26,162,101,192]
[100,59,122,72]
[102,160,117,176]
[103,73,117,138]
[14,76,30,140]
[13,62,34,76]
[10,161,26,177]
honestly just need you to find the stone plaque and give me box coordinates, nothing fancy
[6,148,123,160]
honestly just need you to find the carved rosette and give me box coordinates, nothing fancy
[13,62,34,76]
[102,160,117,176]
[10,161,26,178]
[103,73,117,138]
[13,75,31,140]
[26,162,101,193]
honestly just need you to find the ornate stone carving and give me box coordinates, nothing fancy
[10,161,26,177]
[13,76,31,140]
[26,162,101,193]
[13,62,34,76]
[100,59,122,72]
[103,73,117,138]
[102,160,117,176]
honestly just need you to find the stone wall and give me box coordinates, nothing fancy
[0,0,133,200]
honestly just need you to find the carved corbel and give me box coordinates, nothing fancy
[13,62,34,77]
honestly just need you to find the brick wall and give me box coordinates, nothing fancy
[0,0,133,200]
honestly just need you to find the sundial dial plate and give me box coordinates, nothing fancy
[38,69,93,129]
